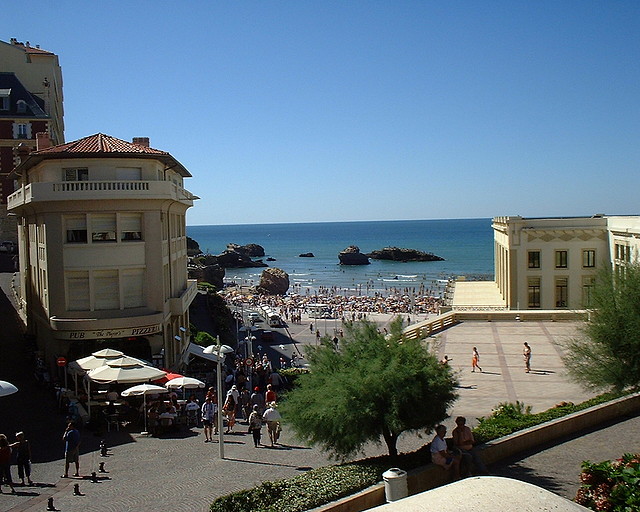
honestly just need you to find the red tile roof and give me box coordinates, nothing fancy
[34,133,169,156]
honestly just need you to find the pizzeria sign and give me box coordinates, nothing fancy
[56,324,162,340]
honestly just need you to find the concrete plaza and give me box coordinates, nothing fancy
[0,270,628,512]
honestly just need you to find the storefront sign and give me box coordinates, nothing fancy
[56,324,162,340]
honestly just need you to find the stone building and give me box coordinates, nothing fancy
[7,133,197,370]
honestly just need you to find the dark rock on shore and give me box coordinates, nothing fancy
[367,247,445,262]
[299,252,315,258]
[217,250,268,268]
[188,262,225,290]
[338,246,370,265]
[266,257,276,261]
[227,243,265,257]
[187,236,202,257]
[257,268,290,295]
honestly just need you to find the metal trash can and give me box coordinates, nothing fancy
[382,467,408,502]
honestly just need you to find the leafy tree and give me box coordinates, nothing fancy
[563,263,640,391]
[279,318,458,459]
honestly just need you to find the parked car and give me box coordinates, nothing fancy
[247,312,262,322]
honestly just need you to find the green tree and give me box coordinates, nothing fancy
[563,263,640,391]
[279,318,458,459]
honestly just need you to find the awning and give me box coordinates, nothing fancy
[185,342,223,364]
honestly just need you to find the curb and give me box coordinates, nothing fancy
[312,391,640,512]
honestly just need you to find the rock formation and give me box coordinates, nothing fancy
[338,246,370,265]
[227,243,265,257]
[216,250,267,268]
[257,268,290,295]
[188,262,225,290]
[299,252,315,258]
[186,236,202,257]
[367,247,444,262]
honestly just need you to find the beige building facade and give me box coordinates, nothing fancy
[492,215,640,310]
[7,133,197,370]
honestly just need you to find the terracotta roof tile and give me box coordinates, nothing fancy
[34,133,170,156]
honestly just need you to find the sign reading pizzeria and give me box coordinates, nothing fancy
[56,324,162,340]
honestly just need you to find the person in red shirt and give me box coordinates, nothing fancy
[265,384,277,404]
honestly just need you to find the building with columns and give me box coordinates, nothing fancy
[492,215,640,310]
[7,133,198,370]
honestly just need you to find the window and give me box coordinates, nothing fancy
[94,270,119,310]
[616,244,631,263]
[116,167,142,180]
[0,89,9,111]
[64,168,89,181]
[582,276,595,307]
[555,250,568,268]
[16,100,27,114]
[528,251,540,269]
[119,213,142,241]
[122,269,145,308]
[91,214,116,242]
[528,277,541,308]
[65,215,87,243]
[582,249,596,268]
[555,278,568,307]
[15,123,29,139]
[66,271,90,311]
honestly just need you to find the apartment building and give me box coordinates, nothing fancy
[493,215,640,310]
[7,133,198,370]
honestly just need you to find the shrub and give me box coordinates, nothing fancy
[575,453,640,511]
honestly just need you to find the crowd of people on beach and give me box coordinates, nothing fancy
[222,286,443,321]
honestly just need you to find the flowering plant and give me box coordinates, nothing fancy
[575,453,640,511]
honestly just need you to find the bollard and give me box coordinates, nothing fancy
[73,483,83,496]
[47,497,57,511]
[91,471,98,483]
[100,440,108,457]
[98,462,107,473]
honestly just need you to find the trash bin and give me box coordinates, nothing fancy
[382,467,408,502]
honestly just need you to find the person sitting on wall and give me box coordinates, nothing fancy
[430,424,461,480]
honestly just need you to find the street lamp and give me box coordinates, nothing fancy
[204,338,234,458]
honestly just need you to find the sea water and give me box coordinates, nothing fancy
[187,218,494,296]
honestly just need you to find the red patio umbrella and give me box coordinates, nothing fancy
[153,371,183,384]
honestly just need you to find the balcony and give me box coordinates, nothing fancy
[8,180,197,210]
[168,279,199,315]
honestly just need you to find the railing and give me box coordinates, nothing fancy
[8,180,196,208]
[403,309,588,340]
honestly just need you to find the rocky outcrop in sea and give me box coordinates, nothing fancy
[227,243,265,257]
[257,268,290,295]
[338,246,370,265]
[367,247,444,262]
[299,252,315,258]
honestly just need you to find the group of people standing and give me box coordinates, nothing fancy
[0,431,32,493]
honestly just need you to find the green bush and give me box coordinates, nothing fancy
[472,392,624,445]
[575,453,640,511]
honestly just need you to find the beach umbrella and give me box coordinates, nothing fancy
[121,383,169,434]
[154,371,183,384]
[87,363,166,384]
[0,380,18,397]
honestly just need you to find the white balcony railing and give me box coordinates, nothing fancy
[8,180,197,210]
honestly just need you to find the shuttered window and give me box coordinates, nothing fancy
[94,270,119,310]
[65,215,87,243]
[119,213,142,241]
[91,214,116,242]
[122,269,145,308]
[67,272,90,311]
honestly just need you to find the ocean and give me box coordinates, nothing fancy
[187,218,494,297]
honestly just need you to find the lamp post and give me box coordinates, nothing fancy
[204,338,234,459]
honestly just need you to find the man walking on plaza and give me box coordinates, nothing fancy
[523,342,532,373]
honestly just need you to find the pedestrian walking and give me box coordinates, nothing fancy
[472,347,482,372]
[201,396,216,442]
[523,342,532,373]
[248,405,263,447]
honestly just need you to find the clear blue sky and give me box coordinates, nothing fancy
[5,1,639,225]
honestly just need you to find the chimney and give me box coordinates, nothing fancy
[132,137,150,148]
[36,132,51,151]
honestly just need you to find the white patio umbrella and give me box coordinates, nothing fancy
[68,349,125,393]
[165,376,205,399]
[121,383,169,434]
[0,380,18,397]
[92,349,125,358]
[164,377,205,390]
[86,363,166,421]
